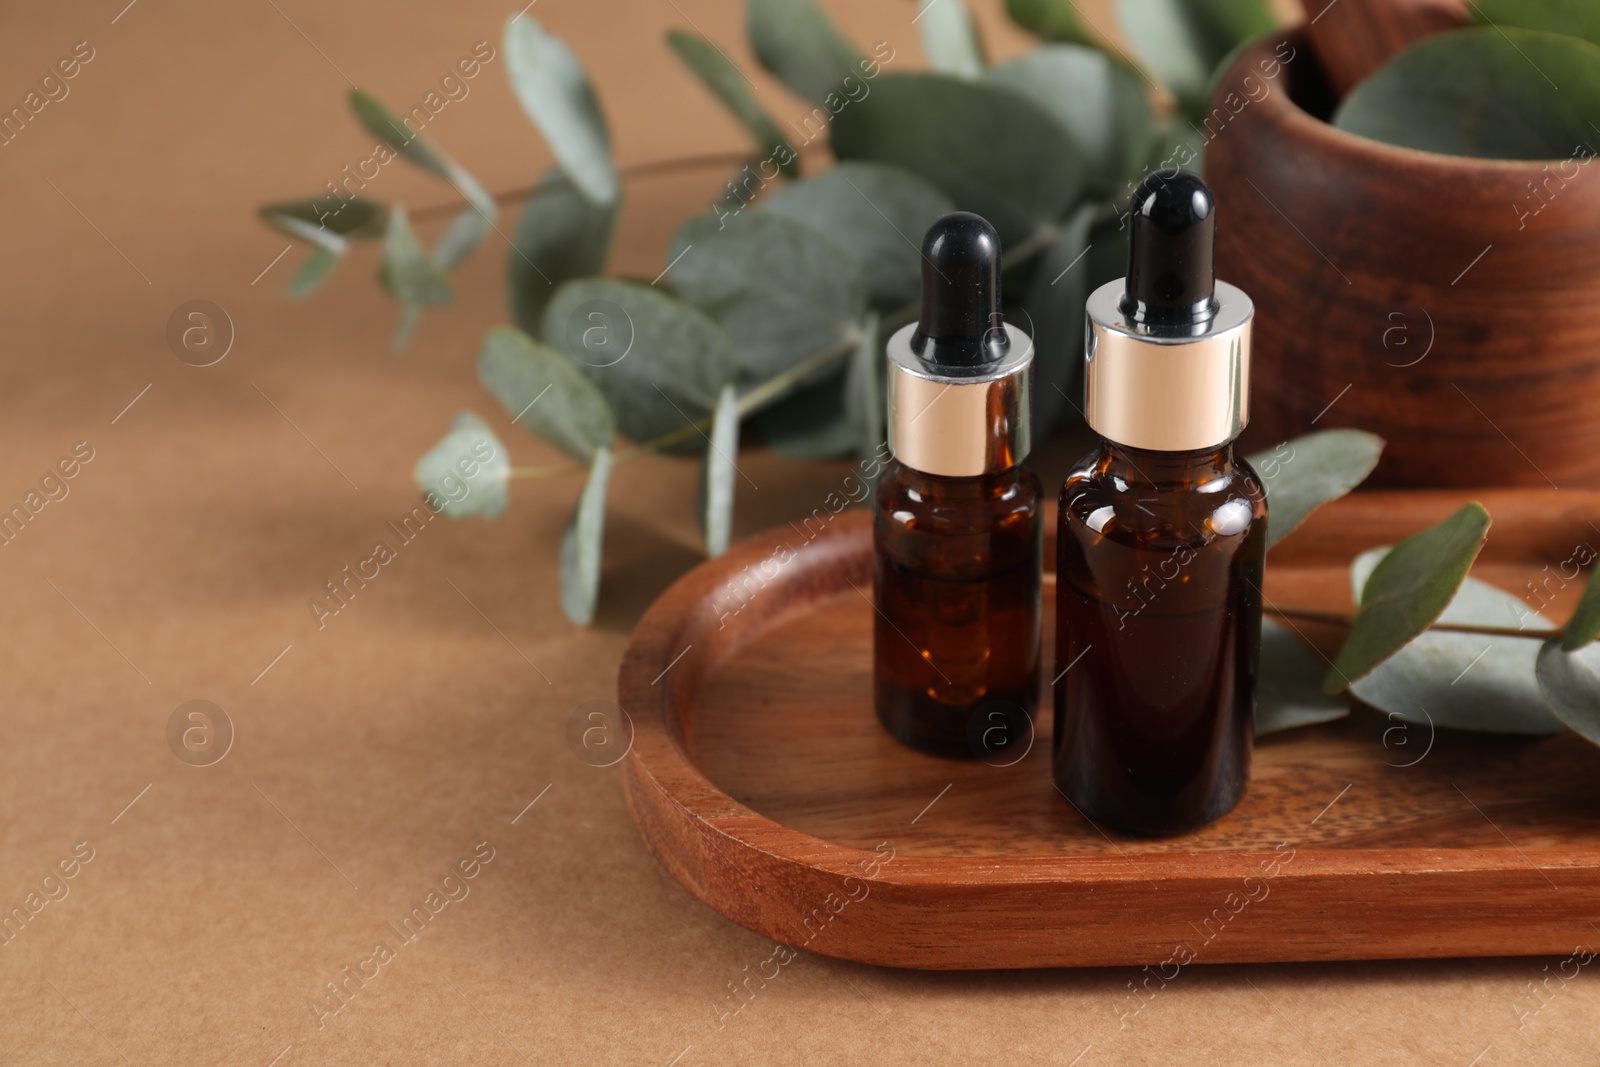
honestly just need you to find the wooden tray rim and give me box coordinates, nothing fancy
[617,489,1600,967]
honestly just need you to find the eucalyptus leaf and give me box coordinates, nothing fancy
[508,169,620,337]
[1536,639,1600,745]
[379,205,453,350]
[261,212,350,255]
[1141,114,1208,184]
[477,325,615,461]
[1255,617,1348,735]
[1118,0,1275,119]
[703,384,739,558]
[747,0,864,105]
[348,90,495,217]
[1195,0,1277,45]
[1246,429,1385,551]
[560,446,612,626]
[542,279,739,445]
[753,366,855,459]
[260,196,387,241]
[1084,204,1132,295]
[759,161,953,307]
[1473,0,1600,49]
[350,90,453,182]
[413,412,510,520]
[1333,28,1600,160]
[287,246,341,299]
[667,30,797,177]
[1348,548,1564,734]
[917,0,985,79]
[379,205,453,306]
[1324,503,1491,693]
[1018,203,1095,435]
[844,312,883,461]
[831,73,1086,246]
[433,205,493,271]
[504,14,618,205]
[668,212,867,382]
[1005,0,1100,47]
[987,45,1154,196]
[1563,564,1600,650]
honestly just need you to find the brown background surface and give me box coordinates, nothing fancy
[0,0,1593,1064]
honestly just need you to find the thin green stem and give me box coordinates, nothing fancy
[506,460,589,479]
[411,149,813,221]
[734,336,856,417]
[1267,605,1560,642]
[1001,222,1062,270]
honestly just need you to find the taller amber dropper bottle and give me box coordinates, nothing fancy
[873,212,1041,759]
[1054,170,1267,835]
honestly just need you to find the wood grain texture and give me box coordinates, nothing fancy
[1297,0,1469,98]
[1207,30,1600,489]
[619,490,1600,970]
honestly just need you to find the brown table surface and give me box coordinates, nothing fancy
[1,0,1592,1063]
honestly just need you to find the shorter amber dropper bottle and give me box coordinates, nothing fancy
[1054,170,1267,835]
[873,212,1041,759]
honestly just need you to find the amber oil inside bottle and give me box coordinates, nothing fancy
[874,459,1042,758]
[1053,441,1266,834]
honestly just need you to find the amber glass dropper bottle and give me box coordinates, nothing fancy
[873,212,1041,759]
[1054,170,1267,835]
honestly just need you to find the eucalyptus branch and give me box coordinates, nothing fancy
[506,259,1043,484]
[1266,605,1559,642]
[505,334,858,481]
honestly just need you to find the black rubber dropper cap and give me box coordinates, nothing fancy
[1121,168,1219,331]
[911,212,1009,368]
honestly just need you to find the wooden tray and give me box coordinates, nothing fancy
[619,489,1600,969]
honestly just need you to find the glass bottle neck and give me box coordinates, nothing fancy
[1098,439,1236,489]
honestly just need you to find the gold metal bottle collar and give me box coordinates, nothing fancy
[885,322,1033,478]
[1085,279,1253,452]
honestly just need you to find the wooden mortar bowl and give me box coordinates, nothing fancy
[1206,29,1600,488]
